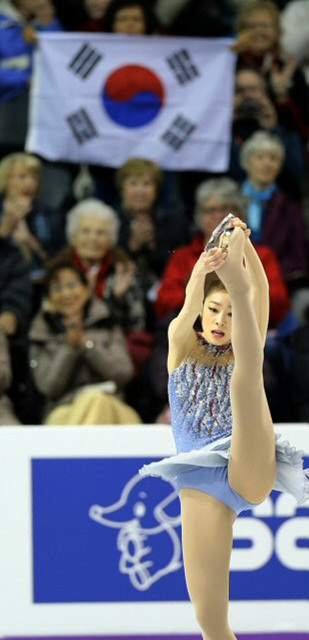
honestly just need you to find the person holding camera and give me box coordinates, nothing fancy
[234,67,278,131]
[229,67,306,197]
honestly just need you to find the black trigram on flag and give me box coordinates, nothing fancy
[161,115,196,150]
[167,49,199,85]
[67,109,98,144]
[68,43,102,79]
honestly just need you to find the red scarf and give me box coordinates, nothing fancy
[72,250,113,298]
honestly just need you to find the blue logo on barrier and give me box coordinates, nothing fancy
[32,457,309,603]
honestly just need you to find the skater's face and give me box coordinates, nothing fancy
[202,289,232,345]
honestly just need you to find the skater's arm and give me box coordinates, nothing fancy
[168,249,225,372]
[244,239,270,347]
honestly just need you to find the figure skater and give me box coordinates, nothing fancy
[140,214,309,640]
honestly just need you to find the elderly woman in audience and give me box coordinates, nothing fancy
[152,177,293,423]
[116,157,189,301]
[233,0,309,142]
[51,198,146,331]
[49,198,151,376]
[240,131,308,289]
[29,264,141,425]
[0,153,65,282]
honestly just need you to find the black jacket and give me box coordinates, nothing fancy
[0,236,31,333]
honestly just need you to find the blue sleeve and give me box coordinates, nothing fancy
[0,67,30,101]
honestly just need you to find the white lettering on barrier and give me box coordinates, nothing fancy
[276,518,309,570]
[231,519,274,571]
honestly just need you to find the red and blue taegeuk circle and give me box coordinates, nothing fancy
[102,64,165,128]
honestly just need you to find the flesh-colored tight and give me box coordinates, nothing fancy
[179,229,276,640]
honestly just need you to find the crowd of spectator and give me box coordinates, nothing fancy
[0,0,308,426]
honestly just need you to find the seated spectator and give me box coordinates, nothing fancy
[0,326,21,425]
[103,0,159,34]
[240,131,308,290]
[0,232,31,422]
[0,0,63,157]
[153,177,293,422]
[116,157,189,303]
[230,67,306,196]
[47,198,151,374]
[31,0,63,31]
[29,264,142,425]
[0,0,34,155]
[50,198,146,329]
[76,0,112,31]
[233,0,309,143]
[0,153,66,286]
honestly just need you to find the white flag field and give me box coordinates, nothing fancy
[26,33,236,171]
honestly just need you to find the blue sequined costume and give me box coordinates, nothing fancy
[169,344,233,452]
[140,333,309,514]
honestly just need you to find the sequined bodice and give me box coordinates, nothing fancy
[168,335,233,453]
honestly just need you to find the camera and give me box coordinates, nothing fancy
[236,98,261,119]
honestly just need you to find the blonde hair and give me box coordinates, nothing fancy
[116,157,163,190]
[0,153,41,193]
[240,131,285,171]
[236,0,281,44]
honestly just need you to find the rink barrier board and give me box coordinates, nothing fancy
[5,635,309,640]
[0,425,308,636]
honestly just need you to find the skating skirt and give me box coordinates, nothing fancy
[139,433,309,515]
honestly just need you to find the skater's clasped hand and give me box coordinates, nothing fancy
[195,219,250,274]
[226,217,250,237]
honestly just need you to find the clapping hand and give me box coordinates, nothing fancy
[270,58,297,100]
[112,261,136,298]
[129,214,156,252]
[63,315,88,348]
[0,312,18,336]
[1,197,32,236]
[230,30,254,54]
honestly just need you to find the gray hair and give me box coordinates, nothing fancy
[240,131,285,171]
[194,177,246,226]
[66,198,120,246]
